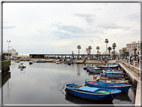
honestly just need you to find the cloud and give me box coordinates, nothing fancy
[126,13,140,23]
[38,30,44,34]
[51,24,91,39]
[58,25,86,34]
[3,26,16,29]
[98,23,132,30]
[90,40,94,42]
[74,13,96,25]
[52,31,70,39]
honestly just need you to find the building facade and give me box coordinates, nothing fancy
[3,48,18,59]
[126,41,140,56]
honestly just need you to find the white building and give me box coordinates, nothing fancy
[126,41,140,56]
[3,48,18,59]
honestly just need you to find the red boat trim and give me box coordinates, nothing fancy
[89,82,99,85]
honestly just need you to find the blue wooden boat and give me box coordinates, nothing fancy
[87,68,102,74]
[37,61,45,63]
[84,66,94,70]
[67,63,71,65]
[86,67,95,71]
[65,83,121,101]
[101,71,124,78]
[85,81,132,92]
[37,59,45,63]
[29,60,33,64]
[97,63,119,69]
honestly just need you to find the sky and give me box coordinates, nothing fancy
[3,2,140,55]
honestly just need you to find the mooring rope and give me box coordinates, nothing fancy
[60,83,66,91]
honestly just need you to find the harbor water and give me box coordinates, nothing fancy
[2,61,136,106]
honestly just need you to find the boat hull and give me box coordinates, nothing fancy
[29,61,33,64]
[37,61,45,63]
[85,81,132,92]
[65,83,121,101]
[88,69,102,74]
[66,88,118,101]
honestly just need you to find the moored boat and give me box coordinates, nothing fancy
[67,62,71,65]
[101,71,124,78]
[97,63,119,69]
[85,81,132,92]
[18,63,26,68]
[15,60,20,63]
[65,83,121,101]
[37,59,45,63]
[56,60,60,64]
[29,60,33,64]
[87,68,102,74]
[98,79,130,84]
[45,59,53,62]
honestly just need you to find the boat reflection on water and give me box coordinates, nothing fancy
[1,70,11,87]
[113,92,132,102]
[65,91,113,104]
[18,67,26,74]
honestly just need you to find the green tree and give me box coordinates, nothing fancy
[108,46,112,55]
[77,45,81,59]
[96,46,100,54]
[88,46,92,54]
[112,43,116,59]
[105,39,109,54]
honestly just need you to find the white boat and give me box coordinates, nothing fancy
[56,60,60,64]
[29,60,33,64]
[18,63,26,68]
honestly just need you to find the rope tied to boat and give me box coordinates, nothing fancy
[60,83,66,91]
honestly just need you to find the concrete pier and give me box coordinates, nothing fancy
[119,60,141,106]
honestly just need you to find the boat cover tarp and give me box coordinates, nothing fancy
[105,72,123,74]
[78,86,99,92]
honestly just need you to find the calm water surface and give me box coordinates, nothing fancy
[2,61,136,106]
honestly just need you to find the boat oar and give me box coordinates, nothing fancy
[60,86,65,91]
[60,83,66,91]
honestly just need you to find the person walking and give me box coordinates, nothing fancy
[130,56,132,64]
[137,56,139,66]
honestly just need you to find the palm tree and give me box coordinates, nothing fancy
[88,46,92,54]
[96,46,100,54]
[108,46,112,55]
[112,43,116,59]
[77,45,81,59]
[105,39,109,54]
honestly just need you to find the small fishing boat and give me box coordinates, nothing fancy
[45,59,53,62]
[98,79,130,84]
[87,68,102,74]
[29,60,33,64]
[84,66,94,70]
[97,63,119,69]
[67,62,71,65]
[85,81,132,92]
[65,83,121,101]
[101,71,124,78]
[15,60,20,63]
[86,65,101,71]
[18,63,26,68]
[37,59,45,63]
[86,67,95,71]
[56,60,60,64]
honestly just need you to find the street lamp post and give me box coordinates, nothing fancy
[133,46,137,61]
[7,40,11,60]
[72,51,74,59]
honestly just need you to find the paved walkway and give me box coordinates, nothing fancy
[119,62,141,106]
